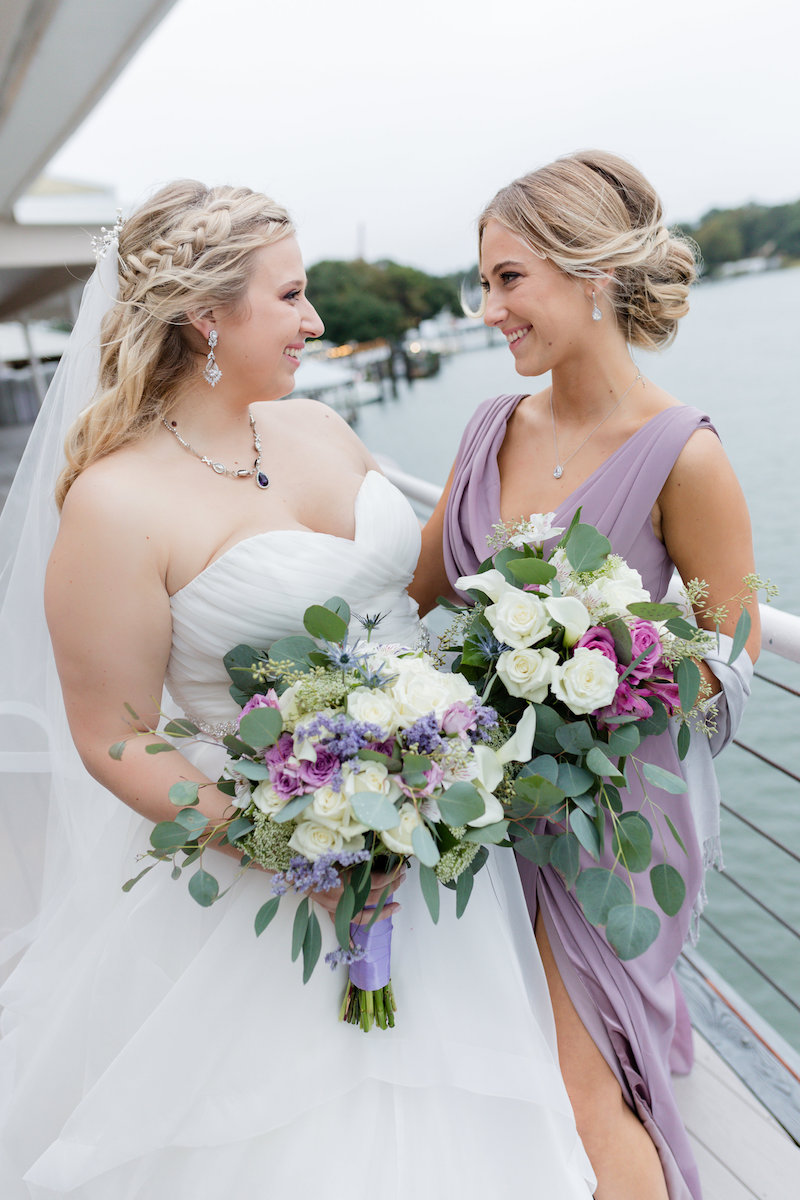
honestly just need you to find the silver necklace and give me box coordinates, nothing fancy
[549,368,643,480]
[162,411,270,489]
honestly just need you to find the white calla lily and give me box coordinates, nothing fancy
[544,595,592,646]
[454,569,511,603]
[496,703,537,765]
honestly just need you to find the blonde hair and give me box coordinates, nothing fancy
[478,150,698,349]
[56,180,294,509]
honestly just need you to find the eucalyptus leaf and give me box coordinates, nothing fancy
[365,886,392,928]
[575,868,632,925]
[569,808,601,860]
[531,703,566,754]
[232,759,271,781]
[550,832,581,889]
[635,696,670,736]
[109,740,127,761]
[455,868,474,918]
[607,724,640,756]
[122,863,157,891]
[676,657,701,713]
[570,792,599,818]
[514,833,556,865]
[255,896,280,936]
[169,780,200,807]
[303,604,348,643]
[188,868,219,907]
[557,762,596,798]
[642,762,688,794]
[492,545,525,583]
[437,782,485,825]
[436,595,465,613]
[627,601,682,621]
[666,616,698,641]
[238,706,283,749]
[555,721,595,754]
[350,791,401,832]
[145,742,175,755]
[302,911,322,983]
[506,557,558,585]
[323,595,351,624]
[604,616,632,665]
[606,903,660,959]
[411,822,440,866]
[150,821,191,852]
[419,863,440,923]
[728,607,751,664]
[223,732,255,757]
[664,813,687,855]
[599,783,623,813]
[462,819,509,845]
[650,863,686,916]
[677,722,691,761]
[163,718,200,738]
[519,754,559,785]
[291,897,310,962]
[612,812,653,873]
[586,746,625,782]
[564,523,611,573]
[267,634,318,671]
[174,808,209,838]
[335,884,356,949]
[514,774,566,816]
[271,792,314,823]
[224,816,255,843]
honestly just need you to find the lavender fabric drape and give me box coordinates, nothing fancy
[442,395,751,1200]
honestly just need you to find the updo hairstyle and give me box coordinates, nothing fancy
[56,180,294,509]
[478,150,698,350]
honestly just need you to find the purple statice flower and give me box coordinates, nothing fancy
[325,944,367,971]
[470,703,500,744]
[302,713,384,760]
[272,849,371,898]
[297,747,340,789]
[238,689,280,724]
[627,620,663,682]
[402,713,444,755]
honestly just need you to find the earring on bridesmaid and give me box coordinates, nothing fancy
[203,329,222,387]
[591,291,603,322]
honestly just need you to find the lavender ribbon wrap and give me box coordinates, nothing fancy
[349,899,393,990]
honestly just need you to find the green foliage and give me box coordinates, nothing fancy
[678,197,800,271]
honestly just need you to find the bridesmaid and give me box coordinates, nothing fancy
[412,150,758,1200]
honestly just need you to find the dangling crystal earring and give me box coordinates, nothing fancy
[203,329,222,387]
[591,291,603,322]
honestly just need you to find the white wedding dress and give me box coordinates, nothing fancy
[0,471,594,1198]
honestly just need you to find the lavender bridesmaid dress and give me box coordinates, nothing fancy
[442,394,752,1200]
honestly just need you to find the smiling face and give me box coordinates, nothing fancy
[213,235,324,400]
[479,219,594,377]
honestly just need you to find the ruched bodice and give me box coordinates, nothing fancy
[166,471,422,725]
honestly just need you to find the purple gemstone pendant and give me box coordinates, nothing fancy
[256,471,270,489]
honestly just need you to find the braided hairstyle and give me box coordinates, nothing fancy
[56,181,294,509]
[478,150,698,350]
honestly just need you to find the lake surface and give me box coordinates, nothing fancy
[354,267,800,1049]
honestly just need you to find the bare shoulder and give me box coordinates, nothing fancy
[665,421,736,491]
[258,397,376,468]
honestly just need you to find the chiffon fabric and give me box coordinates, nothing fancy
[442,396,753,1200]
[1,470,595,1199]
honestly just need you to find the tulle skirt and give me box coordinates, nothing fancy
[0,761,594,1199]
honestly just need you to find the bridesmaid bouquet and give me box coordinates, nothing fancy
[440,510,754,959]
[120,598,534,1030]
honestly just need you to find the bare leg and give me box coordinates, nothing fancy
[536,913,669,1200]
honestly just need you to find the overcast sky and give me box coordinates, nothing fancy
[48,0,799,274]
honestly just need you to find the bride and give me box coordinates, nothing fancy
[0,181,594,1198]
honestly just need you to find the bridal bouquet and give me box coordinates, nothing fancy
[120,598,534,1031]
[441,510,754,959]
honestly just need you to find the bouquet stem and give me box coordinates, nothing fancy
[339,906,396,1032]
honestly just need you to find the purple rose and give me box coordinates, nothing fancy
[576,626,618,665]
[298,747,340,789]
[238,689,280,722]
[269,759,306,800]
[441,701,477,737]
[265,732,294,767]
[627,621,663,681]
[597,678,654,729]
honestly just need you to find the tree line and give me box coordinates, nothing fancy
[678,198,800,272]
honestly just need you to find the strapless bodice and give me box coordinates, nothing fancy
[165,471,421,726]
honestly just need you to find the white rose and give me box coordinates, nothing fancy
[288,819,344,860]
[543,596,592,647]
[250,780,289,815]
[592,562,649,613]
[307,784,366,838]
[346,686,398,736]
[550,647,619,715]
[343,761,402,803]
[496,646,558,702]
[380,802,422,856]
[485,589,551,649]
[389,660,474,725]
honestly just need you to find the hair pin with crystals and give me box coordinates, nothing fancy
[90,210,125,261]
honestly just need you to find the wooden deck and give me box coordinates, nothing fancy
[674,1032,800,1199]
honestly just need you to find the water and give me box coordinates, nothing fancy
[354,268,800,1050]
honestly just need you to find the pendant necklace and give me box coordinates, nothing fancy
[162,410,270,489]
[550,368,643,480]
